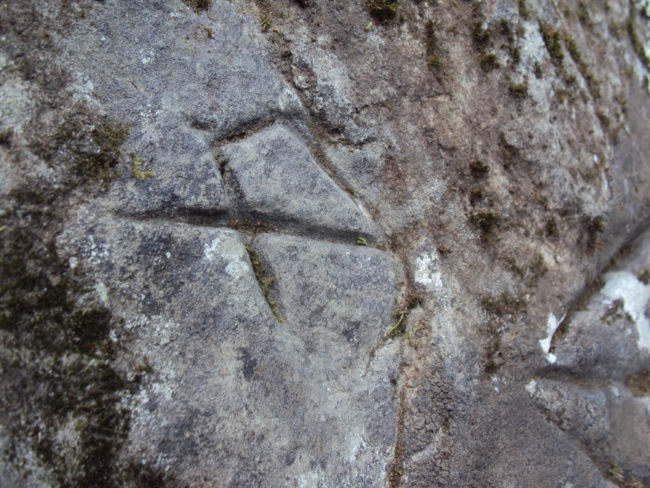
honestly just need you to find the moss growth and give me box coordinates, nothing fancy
[512,46,521,65]
[0,128,13,146]
[470,159,490,178]
[565,35,601,100]
[469,188,484,206]
[228,218,277,235]
[483,323,501,375]
[472,21,491,48]
[0,3,171,484]
[34,114,129,185]
[540,25,564,66]
[628,8,650,68]
[425,20,444,72]
[246,244,282,322]
[469,211,499,240]
[545,216,558,237]
[425,19,438,52]
[600,298,627,324]
[479,52,499,71]
[182,0,211,12]
[388,444,405,487]
[597,110,611,130]
[517,0,530,20]
[260,12,272,31]
[0,179,146,487]
[588,215,606,233]
[555,88,568,103]
[578,1,592,27]
[386,294,420,338]
[131,152,155,179]
[469,212,499,231]
[638,270,650,285]
[499,19,513,42]
[508,83,528,98]
[367,0,399,20]
[585,215,606,252]
[625,369,650,396]
[481,292,527,317]
[253,0,272,32]
[533,61,543,79]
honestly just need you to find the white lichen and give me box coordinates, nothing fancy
[600,270,650,351]
[414,252,443,289]
[539,313,565,364]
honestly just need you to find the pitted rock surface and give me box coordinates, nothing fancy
[1,0,650,487]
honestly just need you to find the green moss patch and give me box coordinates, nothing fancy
[470,160,490,178]
[625,369,650,396]
[540,24,564,66]
[508,83,528,98]
[479,52,499,72]
[182,0,211,13]
[34,112,129,186]
[481,292,527,317]
[0,4,170,483]
[628,8,650,68]
[469,211,499,241]
[246,244,283,322]
[517,0,530,20]
[367,0,399,20]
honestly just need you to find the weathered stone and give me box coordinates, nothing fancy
[222,124,379,239]
[2,0,650,486]
[527,378,650,485]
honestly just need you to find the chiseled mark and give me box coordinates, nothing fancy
[539,313,565,364]
[204,235,249,278]
[601,270,650,351]
[414,252,443,288]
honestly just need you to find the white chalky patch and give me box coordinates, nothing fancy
[414,253,443,288]
[601,270,650,351]
[539,313,565,363]
[204,237,222,261]
[348,434,367,463]
[204,235,248,278]
[525,379,537,395]
[95,281,109,306]
[297,471,322,488]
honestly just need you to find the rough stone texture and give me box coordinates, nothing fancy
[1,0,650,487]
[55,214,398,486]
[222,124,379,239]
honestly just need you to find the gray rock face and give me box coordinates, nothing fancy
[254,233,395,352]
[58,210,397,487]
[1,0,650,487]
[222,124,378,239]
[527,228,650,486]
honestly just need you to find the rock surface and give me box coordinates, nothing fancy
[1,0,650,487]
[221,124,379,239]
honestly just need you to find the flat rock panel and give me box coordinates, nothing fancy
[222,124,379,239]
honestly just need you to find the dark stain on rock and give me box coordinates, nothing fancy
[238,347,258,381]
